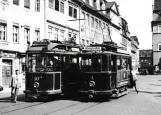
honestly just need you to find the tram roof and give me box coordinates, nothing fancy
[78,51,130,57]
[26,39,80,53]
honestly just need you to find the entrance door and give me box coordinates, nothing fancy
[2,59,12,85]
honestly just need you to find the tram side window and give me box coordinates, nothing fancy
[117,56,122,70]
[121,56,127,70]
[102,55,108,71]
[81,56,91,71]
[92,55,101,71]
[111,55,117,71]
[47,55,61,71]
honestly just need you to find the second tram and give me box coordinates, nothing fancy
[77,42,133,98]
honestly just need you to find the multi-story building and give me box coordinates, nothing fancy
[0,0,45,86]
[130,36,139,72]
[151,0,161,68]
[0,0,138,86]
[119,17,131,54]
[139,49,153,74]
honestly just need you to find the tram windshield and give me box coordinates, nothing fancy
[27,53,62,72]
[27,54,46,72]
[79,54,109,72]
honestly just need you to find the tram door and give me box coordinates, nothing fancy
[111,54,117,88]
[2,59,12,85]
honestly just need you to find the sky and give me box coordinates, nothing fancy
[108,0,153,49]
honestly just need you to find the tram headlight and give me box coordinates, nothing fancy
[33,82,39,88]
[89,81,95,87]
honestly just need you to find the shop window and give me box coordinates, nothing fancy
[35,0,40,12]
[13,25,19,43]
[13,0,19,5]
[24,0,30,9]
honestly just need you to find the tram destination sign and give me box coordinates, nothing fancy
[85,46,102,51]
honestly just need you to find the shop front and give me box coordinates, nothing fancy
[0,50,21,87]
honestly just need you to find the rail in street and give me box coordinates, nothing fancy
[0,75,161,115]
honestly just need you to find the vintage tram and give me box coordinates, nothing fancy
[23,39,81,100]
[77,42,133,98]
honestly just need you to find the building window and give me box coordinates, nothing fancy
[69,5,77,18]
[24,0,30,9]
[59,30,64,41]
[13,25,19,43]
[35,0,40,12]
[49,0,54,8]
[0,23,7,41]
[86,14,89,26]
[48,26,53,40]
[13,0,19,5]
[60,2,64,13]
[54,28,58,40]
[24,28,30,44]
[49,0,64,13]
[35,29,40,41]
[91,17,94,28]
[158,25,161,33]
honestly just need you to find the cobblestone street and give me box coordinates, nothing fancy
[0,75,160,115]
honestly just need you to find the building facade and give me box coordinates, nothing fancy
[139,49,153,74]
[0,0,45,86]
[0,0,138,86]
[130,36,139,72]
[152,0,161,68]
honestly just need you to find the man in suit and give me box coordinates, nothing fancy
[9,69,22,103]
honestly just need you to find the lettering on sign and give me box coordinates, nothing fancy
[85,46,102,51]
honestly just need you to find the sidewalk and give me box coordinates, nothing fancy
[0,85,25,98]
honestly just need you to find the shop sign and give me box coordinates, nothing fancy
[2,52,16,58]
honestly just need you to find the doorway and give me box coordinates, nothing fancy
[2,59,12,85]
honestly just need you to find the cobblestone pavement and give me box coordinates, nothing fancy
[0,75,160,115]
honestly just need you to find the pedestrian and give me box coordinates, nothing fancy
[131,67,139,94]
[9,69,22,103]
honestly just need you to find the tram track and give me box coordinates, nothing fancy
[43,101,104,115]
[0,98,105,115]
[0,101,46,114]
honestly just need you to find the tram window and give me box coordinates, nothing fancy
[102,55,108,71]
[47,55,61,71]
[122,57,127,70]
[111,55,116,71]
[80,55,92,71]
[27,54,46,72]
[92,55,101,71]
[117,56,121,70]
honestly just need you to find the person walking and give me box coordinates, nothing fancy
[131,67,139,94]
[9,69,22,103]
